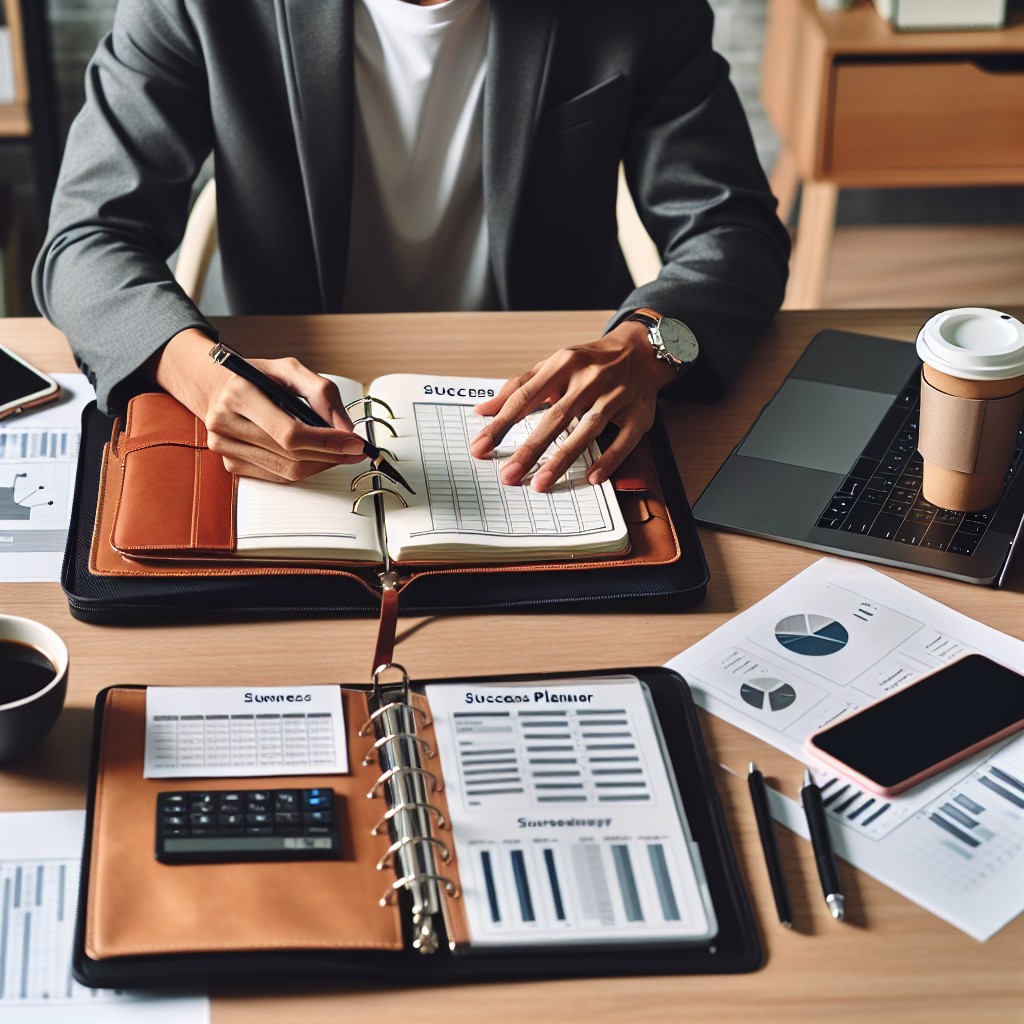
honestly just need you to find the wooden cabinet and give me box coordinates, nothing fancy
[762,0,1024,307]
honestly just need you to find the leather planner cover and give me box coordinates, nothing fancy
[62,400,709,622]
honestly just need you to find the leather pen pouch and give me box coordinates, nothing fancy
[110,394,236,555]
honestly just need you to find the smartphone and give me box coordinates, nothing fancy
[0,343,60,420]
[804,654,1024,796]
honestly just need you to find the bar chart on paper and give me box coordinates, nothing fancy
[425,677,717,947]
[0,809,209,1022]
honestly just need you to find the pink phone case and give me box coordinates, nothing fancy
[804,698,1024,797]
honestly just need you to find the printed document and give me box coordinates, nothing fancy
[0,809,208,1023]
[425,675,717,945]
[667,557,1024,940]
[0,374,94,582]
[144,685,348,778]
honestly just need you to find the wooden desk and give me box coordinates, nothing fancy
[1,309,1022,1024]
[762,0,1024,309]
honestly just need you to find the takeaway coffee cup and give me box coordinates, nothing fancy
[916,308,1024,512]
[0,614,68,762]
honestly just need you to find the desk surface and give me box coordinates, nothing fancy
[1,309,1021,1024]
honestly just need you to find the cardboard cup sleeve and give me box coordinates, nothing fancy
[918,377,1024,509]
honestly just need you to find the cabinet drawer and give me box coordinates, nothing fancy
[828,60,1024,179]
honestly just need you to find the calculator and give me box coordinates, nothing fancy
[155,787,341,864]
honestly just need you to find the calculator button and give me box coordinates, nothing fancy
[156,787,341,864]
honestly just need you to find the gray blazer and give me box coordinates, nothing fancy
[33,0,790,414]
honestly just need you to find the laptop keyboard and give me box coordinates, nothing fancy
[816,376,1024,555]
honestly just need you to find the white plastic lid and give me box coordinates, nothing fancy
[916,307,1024,380]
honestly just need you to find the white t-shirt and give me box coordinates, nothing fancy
[341,0,495,313]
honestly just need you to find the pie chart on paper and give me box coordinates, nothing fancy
[739,677,797,712]
[774,614,849,657]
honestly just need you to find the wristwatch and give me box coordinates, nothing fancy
[626,307,699,375]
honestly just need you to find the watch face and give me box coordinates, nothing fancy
[657,318,699,367]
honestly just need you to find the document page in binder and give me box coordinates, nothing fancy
[231,372,629,563]
[424,675,717,946]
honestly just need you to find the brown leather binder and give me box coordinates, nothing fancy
[63,398,709,621]
[73,668,761,988]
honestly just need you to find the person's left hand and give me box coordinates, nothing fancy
[469,321,677,492]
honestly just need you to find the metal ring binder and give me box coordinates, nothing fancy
[375,834,452,871]
[367,765,441,799]
[350,415,399,437]
[350,468,404,491]
[344,394,396,419]
[361,731,434,767]
[370,801,447,836]
[380,874,459,906]
[366,666,459,954]
[357,701,429,738]
[352,488,409,514]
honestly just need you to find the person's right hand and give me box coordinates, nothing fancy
[152,328,369,482]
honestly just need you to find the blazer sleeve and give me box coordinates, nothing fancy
[31,0,217,414]
[612,0,791,401]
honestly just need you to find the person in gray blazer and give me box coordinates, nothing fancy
[33,0,790,492]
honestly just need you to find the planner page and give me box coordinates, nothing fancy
[424,675,717,946]
[234,374,383,561]
[369,374,630,562]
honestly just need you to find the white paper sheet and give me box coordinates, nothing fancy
[0,374,95,582]
[666,557,1024,940]
[144,685,348,778]
[0,809,209,1023]
[424,675,716,946]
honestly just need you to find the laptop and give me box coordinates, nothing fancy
[692,330,1024,586]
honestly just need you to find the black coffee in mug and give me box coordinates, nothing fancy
[0,639,57,704]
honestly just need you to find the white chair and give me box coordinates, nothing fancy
[173,177,218,304]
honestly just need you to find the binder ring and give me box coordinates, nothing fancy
[345,395,396,419]
[350,415,399,437]
[371,801,447,835]
[379,873,459,906]
[350,468,404,491]
[352,488,409,515]
[375,835,452,871]
[357,701,428,737]
[361,731,435,767]
[368,765,442,799]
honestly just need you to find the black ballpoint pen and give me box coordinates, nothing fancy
[801,769,845,921]
[209,342,415,494]
[748,762,793,929]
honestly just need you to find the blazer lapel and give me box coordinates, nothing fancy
[274,0,354,311]
[485,0,561,306]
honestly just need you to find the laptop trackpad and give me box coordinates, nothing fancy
[737,379,896,475]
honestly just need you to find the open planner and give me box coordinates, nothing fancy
[73,668,761,986]
[110,374,630,564]
[61,375,710,621]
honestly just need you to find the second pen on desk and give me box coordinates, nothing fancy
[747,762,793,929]
[801,769,845,921]
[209,342,415,494]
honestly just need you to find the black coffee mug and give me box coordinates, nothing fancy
[0,615,68,762]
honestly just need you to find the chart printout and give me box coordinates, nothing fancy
[667,557,1024,940]
[0,809,209,1024]
[424,676,717,946]
[144,686,348,778]
[413,403,616,538]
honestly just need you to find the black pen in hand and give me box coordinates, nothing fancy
[748,762,793,929]
[801,769,845,921]
[209,342,414,494]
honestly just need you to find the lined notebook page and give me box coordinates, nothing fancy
[235,374,383,561]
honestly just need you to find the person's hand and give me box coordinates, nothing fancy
[152,328,368,482]
[469,321,677,492]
